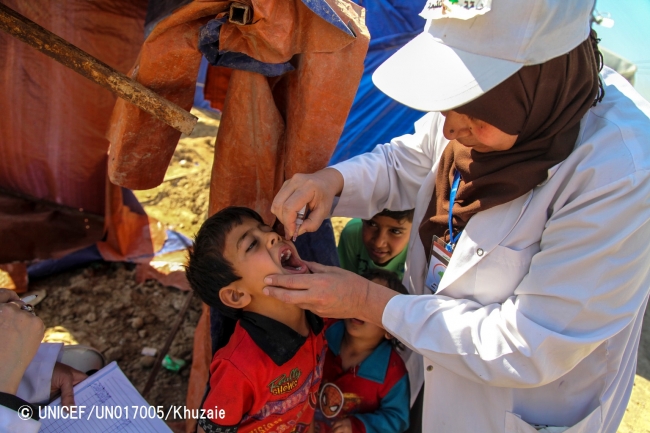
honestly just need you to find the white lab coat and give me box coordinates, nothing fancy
[331,67,650,433]
[0,343,62,433]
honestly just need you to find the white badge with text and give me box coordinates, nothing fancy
[425,236,452,294]
[421,0,492,21]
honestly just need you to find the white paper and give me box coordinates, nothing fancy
[40,362,172,433]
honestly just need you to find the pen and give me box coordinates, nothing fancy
[20,294,38,304]
[292,205,307,242]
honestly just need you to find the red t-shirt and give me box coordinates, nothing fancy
[199,311,326,433]
[314,321,410,433]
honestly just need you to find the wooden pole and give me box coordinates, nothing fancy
[0,3,197,135]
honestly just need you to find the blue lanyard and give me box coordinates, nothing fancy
[446,170,462,253]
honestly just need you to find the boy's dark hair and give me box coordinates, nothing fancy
[361,269,409,296]
[361,269,409,351]
[186,206,265,319]
[375,208,415,223]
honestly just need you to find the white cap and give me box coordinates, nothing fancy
[372,0,595,112]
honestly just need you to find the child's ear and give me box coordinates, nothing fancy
[384,331,393,340]
[219,284,251,309]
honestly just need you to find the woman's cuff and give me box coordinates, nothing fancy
[382,295,410,337]
[328,164,360,217]
[17,342,64,403]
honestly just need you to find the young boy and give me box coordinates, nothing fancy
[313,269,410,433]
[186,206,326,433]
[337,209,413,280]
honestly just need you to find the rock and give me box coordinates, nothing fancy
[85,312,97,322]
[141,347,157,357]
[104,346,123,362]
[131,317,144,330]
[144,315,156,324]
[138,329,147,338]
[76,304,91,315]
[139,356,155,369]
[172,297,184,311]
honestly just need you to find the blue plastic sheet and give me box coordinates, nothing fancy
[302,0,355,36]
[194,57,221,113]
[329,0,426,165]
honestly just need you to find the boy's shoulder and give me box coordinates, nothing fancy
[360,341,408,389]
[339,219,364,249]
[341,218,363,237]
[214,311,326,370]
[212,320,260,363]
[386,346,408,381]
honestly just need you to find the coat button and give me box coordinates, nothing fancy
[477,248,484,256]
[427,365,433,372]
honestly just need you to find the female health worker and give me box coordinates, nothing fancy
[265,0,650,432]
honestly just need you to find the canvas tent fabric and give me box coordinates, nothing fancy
[0,0,179,287]
[107,0,369,224]
[106,1,369,430]
[329,0,425,165]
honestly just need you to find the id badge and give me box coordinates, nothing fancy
[425,236,452,294]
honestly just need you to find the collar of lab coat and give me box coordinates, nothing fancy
[435,154,566,295]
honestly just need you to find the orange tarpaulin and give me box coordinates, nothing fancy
[106,1,369,430]
[0,0,167,268]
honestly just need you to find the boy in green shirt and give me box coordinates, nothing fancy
[337,209,414,280]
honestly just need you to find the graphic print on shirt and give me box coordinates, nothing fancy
[357,255,405,276]
[268,368,302,395]
[243,345,327,422]
[319,383,343,418]
[319,383,364,419]
[357,256,371,274]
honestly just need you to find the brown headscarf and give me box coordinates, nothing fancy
[419,34,602,257]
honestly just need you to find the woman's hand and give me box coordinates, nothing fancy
[271,168,344,239]
[0,302,44,395]
[50,362,87,407]
[263,261,398,327]
[0,288,20,304]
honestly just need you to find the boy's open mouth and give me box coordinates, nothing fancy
[279,247,308,274]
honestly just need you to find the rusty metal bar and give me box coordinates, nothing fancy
[229,3,252,25]
[0,3,197,135]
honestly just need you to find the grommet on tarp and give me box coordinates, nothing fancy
[229,3,251,25]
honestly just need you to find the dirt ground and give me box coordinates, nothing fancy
[33,109,649,432]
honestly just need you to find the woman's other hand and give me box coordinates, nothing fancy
[0,302,44,395]
[50,362,87,408]
[263,261,398,327]
[271,168,344,239]
[0,288,20,304]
